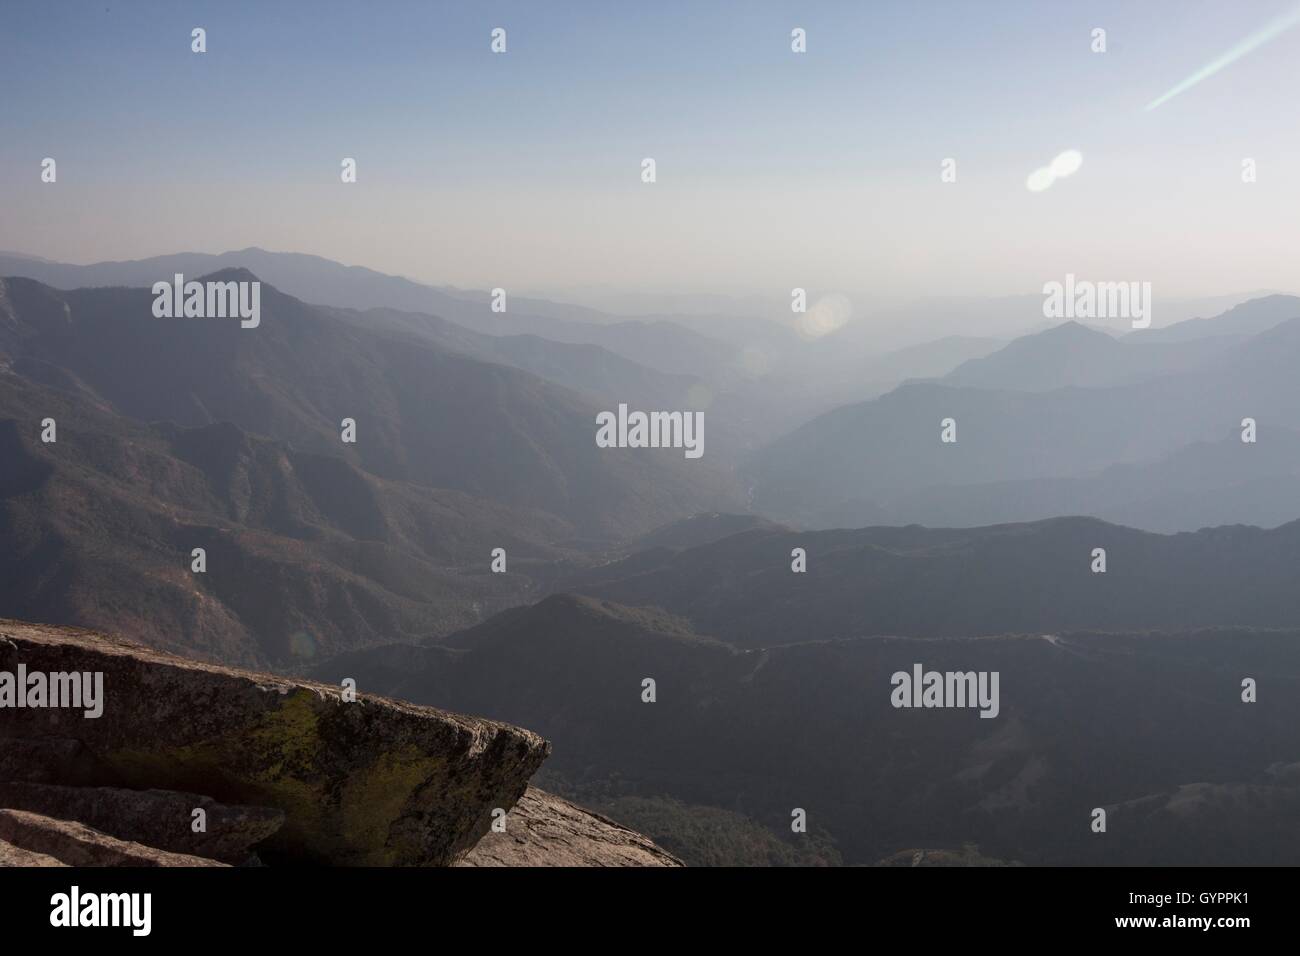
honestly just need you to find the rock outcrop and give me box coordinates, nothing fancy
[459,788,683,867]
[0,618,676,867]
[0,619,548,866]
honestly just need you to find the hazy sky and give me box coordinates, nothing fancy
[3,0,1299,302]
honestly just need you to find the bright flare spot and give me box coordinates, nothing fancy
[797,294,853,339]
[1026,166,1056,192]
[1050,150,1083,178]
[1026,150,1082,192]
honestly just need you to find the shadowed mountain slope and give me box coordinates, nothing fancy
[560,516,1300,648]
[315,594,1300,866]
[0,370,576,666]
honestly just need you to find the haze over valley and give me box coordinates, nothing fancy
[5,0,1300,871]
[3,244,1300,864]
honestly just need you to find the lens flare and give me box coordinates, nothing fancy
[1145,4,1300,111]
[1026,150,1082,192]
[797,293,853,339]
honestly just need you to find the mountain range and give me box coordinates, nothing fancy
[747,301,1300,530]
[0,268,742,666]
[5,247,1300,865]
[0,272,740,537]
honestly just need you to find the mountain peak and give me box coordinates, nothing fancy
[939,318,1121,391]
[195,266,262,285]
[1042,319,1113,339]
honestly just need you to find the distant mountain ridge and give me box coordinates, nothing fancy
[942,320,1235,391]
[1126,293,1300,343]
[0,249,742,381]
[561,515,1300,647]
[746,304,1300,529]
[0,273,741,540]
[0,250,830,451]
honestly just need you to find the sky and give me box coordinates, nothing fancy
[2,0,1299,304]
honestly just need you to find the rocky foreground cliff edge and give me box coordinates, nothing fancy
[0,619,679,867]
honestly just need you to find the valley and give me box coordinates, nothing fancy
[3,248,1300,866]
